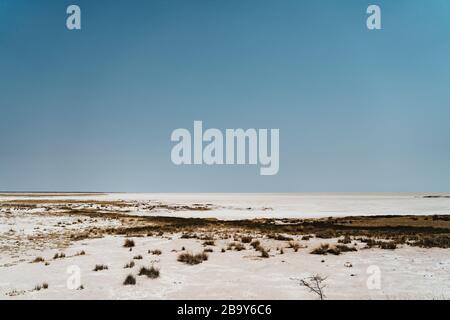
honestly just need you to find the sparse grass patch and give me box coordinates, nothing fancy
[123,274,136,285]
[32,257,45,263]
[288,241,301,252]
[6,289,26,297]
[379,241,397,250]
[357,238,398,250]
[250,240,260,249]
[310,243,356,255]
[357,238,378,248]
[326,247,341,255]
[227,242,236,250]
[180,233,197,239]
[269,234,293,241]
[253,243,270,258]
[310,244,330,255]
[412,235,450,248]
[338,235,352,244]
[260,247,269,258]
[227,242,245,251]
[138,265,160,279]
[34,283,49,291]
[241,236,253,243]
[123,239,135,248]
[53,252,66,259]
[336,244,357,252]
[315,230,336,239]
[93,264,108,271]
[177,252,208,265]
[203,240,215,246]
[149,249,162,255]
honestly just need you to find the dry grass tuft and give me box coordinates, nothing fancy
[177,252,208,265]
[241,236,253,243]
[32,257,45,263]
[138,265,160,279]
[123,239,135,248]
[310,244,330,255]
[93,264,109,271]
[250,240,260,249]
[53,252,66,259]
[34,283,49,291]
[123,274,136,285]
[288,241,301,252]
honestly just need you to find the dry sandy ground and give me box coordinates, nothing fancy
[2,192,450,219]
[1,235,449,300]
[0,193,449,300]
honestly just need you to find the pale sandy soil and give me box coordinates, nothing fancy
[0,193,449,300]
[2,192,450,219]
[1,235,449,300]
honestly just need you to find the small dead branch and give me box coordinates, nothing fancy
[297,275,327,300]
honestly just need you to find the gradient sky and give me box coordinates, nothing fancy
[1,0,449,192]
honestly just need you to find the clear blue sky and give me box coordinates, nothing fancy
[1,0,449,192]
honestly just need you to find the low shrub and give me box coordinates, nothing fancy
[260,248,269,258]
[269,234,293,241]
[93,264,108,271]
[379,241,397,250]
[310,244,330,255]
[123,274,136,285]
[250,240,260,249]
[34,283,48,291]
[177,252,208,265]
[315,230,336,239]
[336,244,357,252]
[241,236,253,243]
[32,257,45,263]
[123,239,135,248]
[138,266,160,279]
[338,235,352,244]
[288,241,301,252]
[53,252,66,259]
